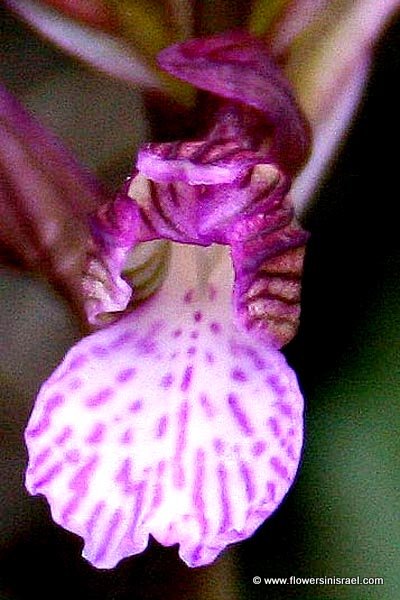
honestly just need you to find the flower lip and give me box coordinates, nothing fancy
[25,244,304,569]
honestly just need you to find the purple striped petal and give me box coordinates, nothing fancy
[82,32,311,341]
[0,84,158,327]
[229,186,309,348]
[157,30,311,174]
[83,196,140,326]
[137,101,273,185]
[0,83,109,319]
[123,154,308,347]
[25,245,303,568]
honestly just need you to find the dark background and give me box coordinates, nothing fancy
[1,5,399,599]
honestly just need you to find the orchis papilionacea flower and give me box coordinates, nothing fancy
[23,32,310,568]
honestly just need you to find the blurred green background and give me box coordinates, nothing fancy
[1,5,399,599]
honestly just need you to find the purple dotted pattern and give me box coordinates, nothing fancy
[25,281,303,570]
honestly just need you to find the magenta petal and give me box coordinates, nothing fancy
[25,246,303,568]
[157,31,311,173]
[136,99,278,186]
[80,32,311,339]
[125,156,308,348]
[83,195,140,326]
[0,83,109,316]
[137,140,256,185]
[136,99,277,186]
[224,173,309,348]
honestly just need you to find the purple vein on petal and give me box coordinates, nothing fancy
[0,82,109,320]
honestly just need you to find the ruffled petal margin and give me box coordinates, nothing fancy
[87,32,311,345]
[25,245,303,568]
[125,155,308,348]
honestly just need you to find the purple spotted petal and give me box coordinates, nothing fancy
[25,245,303,568]
[157,30,311,174]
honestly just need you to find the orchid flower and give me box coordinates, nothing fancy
[22,31,309,569]
[1,0,399,575]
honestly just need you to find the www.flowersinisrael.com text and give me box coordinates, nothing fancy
[252,575,384,586]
